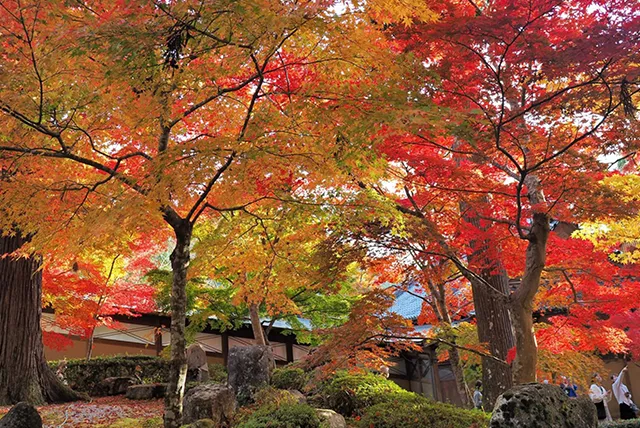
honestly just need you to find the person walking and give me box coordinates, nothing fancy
[611,366,636,420]
[473,381,483,410]
[590,373,611,421]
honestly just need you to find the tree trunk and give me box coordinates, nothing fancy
[427,278,470,407]
[85,326,95,362]
[0,232,80,405]
[163,218,192,428]
[511,210,549,383]
[467,271,514,408]
[249,303,268,346]
[448,345,470,406]
[462,206,515,408]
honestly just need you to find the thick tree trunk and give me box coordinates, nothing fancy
[511,210,549,384]
[249,304,268,346]
[462,207,515,407]
[163,219,192,428]
[0,232,80,405]
[468,271,514,407]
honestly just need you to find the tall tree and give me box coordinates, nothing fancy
[0,1,406,424]
[0,232,79,405]
[385,0,640,388]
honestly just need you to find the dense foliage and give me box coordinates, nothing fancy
[1,0,640,424]
[312,371,423,417]
[271,367,310,392]
[357,400,490,428]
[236,403,323,428]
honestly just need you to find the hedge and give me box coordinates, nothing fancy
[357,399,490,428]
[48,355,227,394]
[599,420,640,428]
[48,356,170,393]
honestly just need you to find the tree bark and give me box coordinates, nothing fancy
[467,270,514,407]
[511,210,549,383]
[249,303,268,346]
[0,232,80,405]
[163,217,192,428]
[463,208,515,408]
[85,327,95,362]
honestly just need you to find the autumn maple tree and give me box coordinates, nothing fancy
[371,0,640,403]
[0,0,409,425]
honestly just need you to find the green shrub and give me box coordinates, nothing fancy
[271,366,310,391]
[237,403,323,428]
[600,421,640,428]
[252,387,301,407]
[357,400,490,428]
[48,356,170,394]
[313,371,419,416]
[208,363,227,383]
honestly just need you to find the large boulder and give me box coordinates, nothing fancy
[125,383,167,400]
[186,344,209,383]
[96,376,137,396]
[183,384,236,426]
[490,383,597,428]
[315,409,346,428]
[227,345,274,404]
[0,402,42,428]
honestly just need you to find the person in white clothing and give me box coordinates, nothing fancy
[590,373,611,421]
[611,366,636,420]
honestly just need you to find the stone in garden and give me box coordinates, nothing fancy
[227,345,274,404]
[0,402,42,428]
[186,343,210,382]
[315,409,346,428]
[288,389,307,404]
[183,384,236,426]
[125,383,167,400]
[490,383,597,428]
[96,376,136,396]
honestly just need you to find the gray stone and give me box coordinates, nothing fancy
[187,344,210,383]
[96,376,136,396]
[0,402,42,428]
[183,384,235,426]
[490,383,597,428]
[315,409,346,428]
[125,383,167,400]
[227,345,274,404]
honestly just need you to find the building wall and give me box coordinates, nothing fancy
[42,312,306,367]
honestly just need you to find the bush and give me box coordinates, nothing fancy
[600,421,640,428]
[357,400,490,428]
[312,371,418,416]
[236,403,323,428]
[271,366,310,391]
[208,363,227,383]
[48,355,170,394]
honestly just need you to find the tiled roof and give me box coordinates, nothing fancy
[388,283,425,320]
